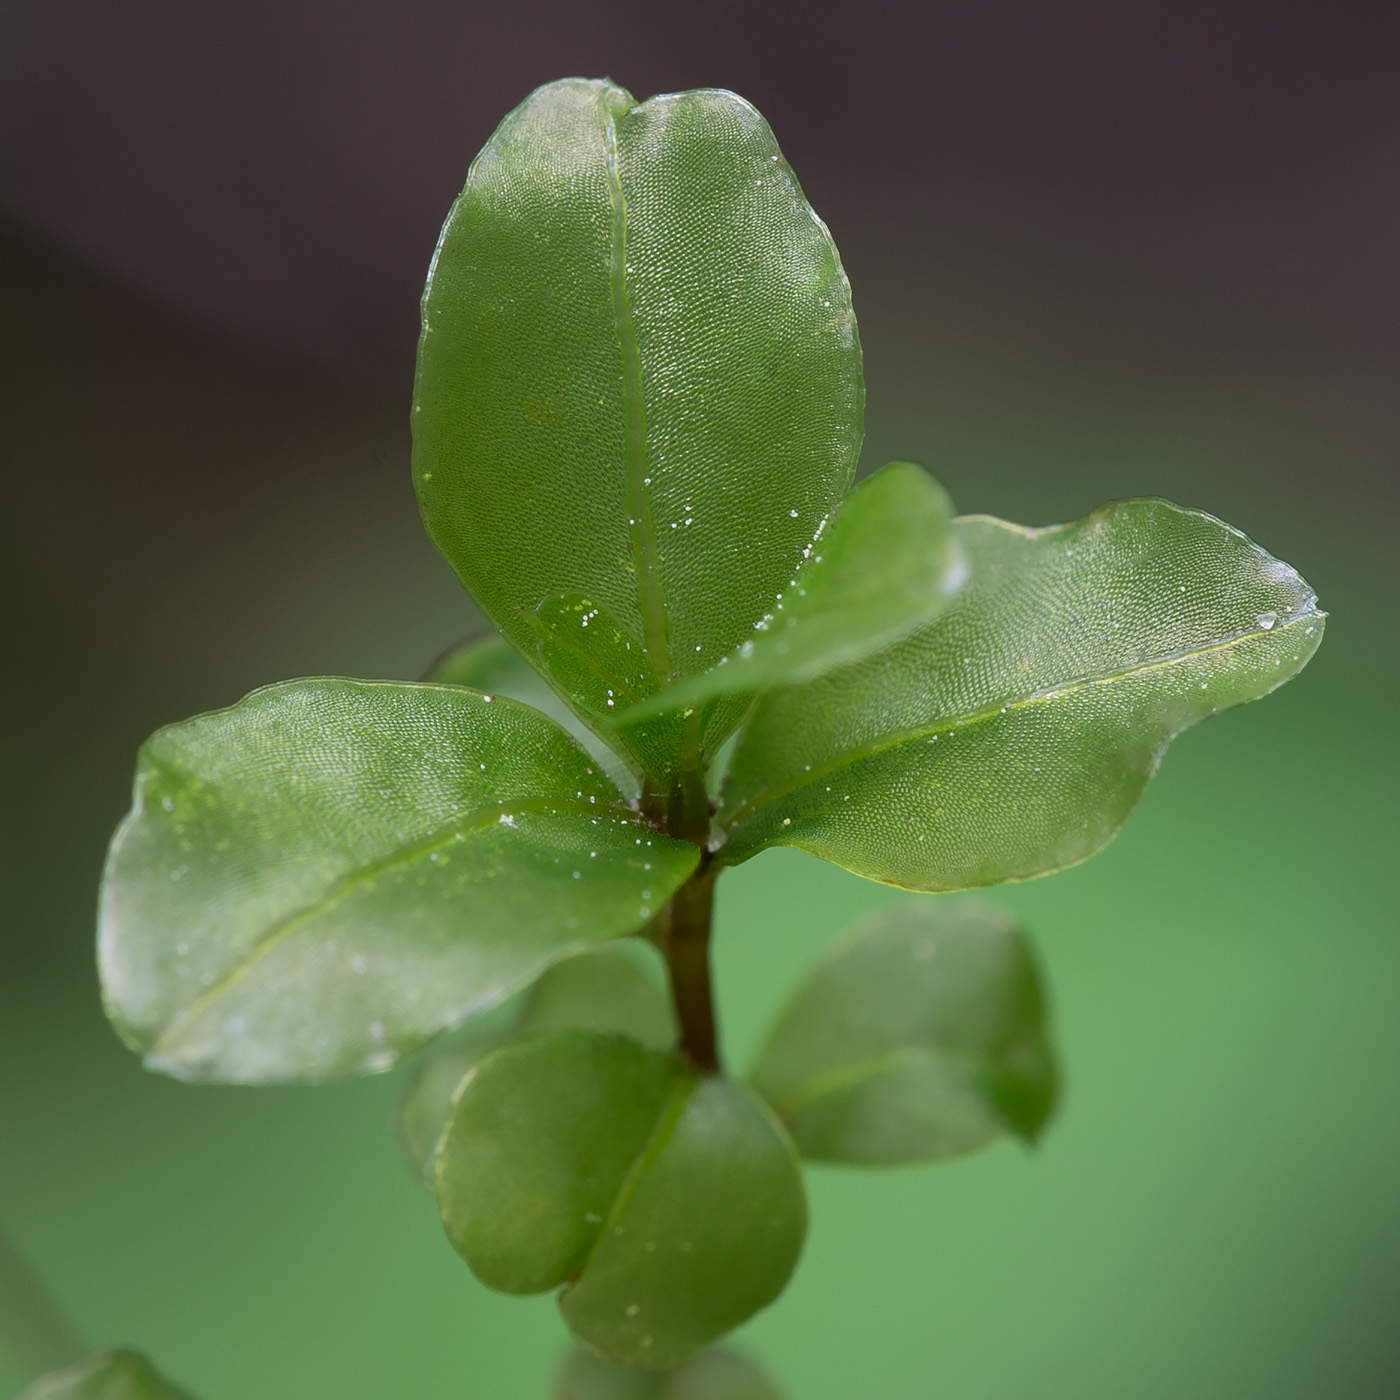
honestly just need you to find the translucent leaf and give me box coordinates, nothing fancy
[435,1031,805,1368]
[413,78,863,781]
[719,500,1324,888]
[557,1074,806,1369]
[16,1351,195,1400]
[750,902,1056,1165]
[395,944,676,1182]
[99,680,697,1082]
[423,632,635,792]
[620,462,964,722]
[555,1346,782,1399]
[436,1032,674,1295]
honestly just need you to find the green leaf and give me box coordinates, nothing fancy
[395,944,677,1182]
[413,78,863,780]
[423,632,636,792]
[435,1031,806,1368]
[555,1346,783,1399]
[512,594,693,788]
[750,901,1056,1165]
[16,1351,196,1400]
[436,1031,675,1294]
[620,462,964,722]
[719,500,1324,888]
[558,1073,806,1369]
[99,679,697,1082]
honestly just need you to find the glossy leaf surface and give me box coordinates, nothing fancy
[559,1074,806,1369]
[720,500,1324,888]
[99,679,696,1082]
[556,1346,782,1399]
[751,902,1056,1164]
[424,631,635,791]
[437,1032,674,1294]
[413,78,863,777]
[17,1351,195,1400]
[621,462,964,722]
[435,1031,805,1367]
[396,944,676,1182]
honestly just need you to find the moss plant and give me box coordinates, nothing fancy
[15,78,1324,1399]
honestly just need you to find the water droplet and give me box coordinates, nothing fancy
[1256,611,1279,630]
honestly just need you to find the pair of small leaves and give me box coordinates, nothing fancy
[412,899,1051,1364]
[395,943,677,1182]
[555,1346,781,1400]
[16,1351,194,1400]
[435,1032,807,1370]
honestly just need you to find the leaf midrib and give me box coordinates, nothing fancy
[764,1043,986,1119]
[604,104,673,683]
[150,791,633,1057]
[568,1069,695,1285]
[721,609,1322,831]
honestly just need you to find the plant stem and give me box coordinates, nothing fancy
[0,1228,85,1383]
[657,860,721,1074]
[644,711,721,1072]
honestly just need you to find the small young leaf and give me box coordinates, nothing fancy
[750,902,1056,1165]
[413,78,863,780]
[16,1351,196,1400]
[99,679,697,1082]
[620,462,964,722]
[513,594,695,785]
[555,1346,782,1399]
[436,1032,675,1295]
[559,1075,806,1369]
[435,1031,806,1368]
[719,500,1324,888]
[395,944,676,1182]
[424,631,635,792]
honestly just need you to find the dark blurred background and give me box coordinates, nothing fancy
[1,2,1396,1396]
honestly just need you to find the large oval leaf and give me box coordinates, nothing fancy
[619,461,965,723]
[434,1031,806,1369]
[16,1351,195,1400]
[750,901,1057,1165]
[719,500,1324,887]
[99,679,697,1082]
[412,78,863,779]
[396,944,676,1183]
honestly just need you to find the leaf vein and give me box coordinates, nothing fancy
[151,793,636,1057]
[721,610,1322,830]
[604,106,672,681]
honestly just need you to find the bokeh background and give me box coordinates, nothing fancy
[1,2,1396,1396]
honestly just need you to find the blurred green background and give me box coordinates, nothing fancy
[1,3,1396,1396]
